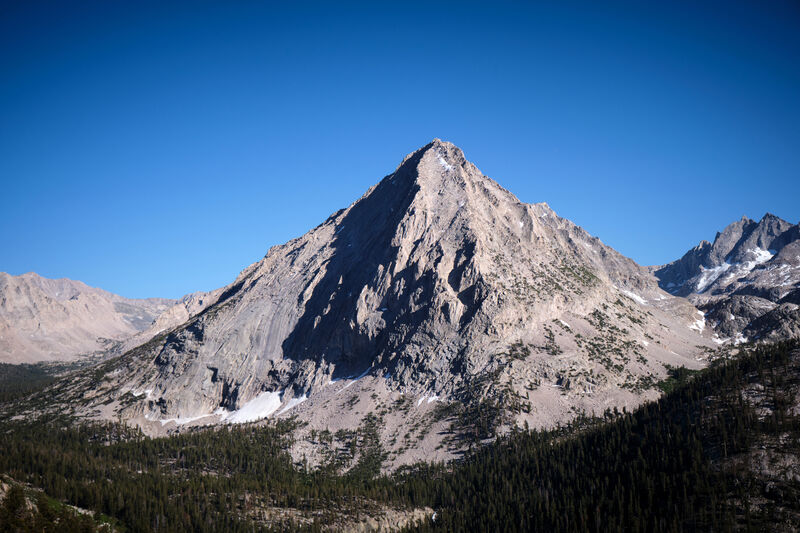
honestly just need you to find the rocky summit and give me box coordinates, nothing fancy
[654,214,800,344]
[43,140,713,467]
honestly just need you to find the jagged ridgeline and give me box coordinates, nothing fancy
[654,213,800,344]
[34,139,711,467]
[2,341,798,531]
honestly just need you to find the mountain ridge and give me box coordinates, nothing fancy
[653,212,800,343]
[0,271,175,364]
[0,271,222,364]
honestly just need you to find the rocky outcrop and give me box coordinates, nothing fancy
[113,289,224,356]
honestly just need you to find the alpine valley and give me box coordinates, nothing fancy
[2,140,799,532]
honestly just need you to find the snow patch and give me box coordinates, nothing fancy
[620,289,647,305]
[415,395,439,406]
[158,414,210,426]
[751,247,774,264]
[222,391,284,423]
[278,394,307,414]
[695,263,732,293]
[340,368,370,391]
[712,334,729,345]
[693,249,774,294]
[735,248,776,277]
[689,317,706,333]
[132,388,154,399]
[437,155,453,171]
[144,411,212,426]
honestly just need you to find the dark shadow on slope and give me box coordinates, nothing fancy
[281,143,440,378]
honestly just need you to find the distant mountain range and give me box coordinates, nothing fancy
[0,272,221,364]
[653,213,800,343]
[3,140,797,468]
[0,272,173,364]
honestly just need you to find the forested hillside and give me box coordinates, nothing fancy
[1,341,798,532]
[403,340,800,532]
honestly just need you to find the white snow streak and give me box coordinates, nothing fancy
[695,263,732,293]
[712,335,729,345]
[620,289,647,305]
[751,248,774,264]
[278,394,307,414]
[689,318,705,333]
[222,391,284,423]
[340,368,370,391]
[693,249,774,294]
[158,414,209,426]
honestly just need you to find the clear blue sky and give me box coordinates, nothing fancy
[1,1,798,299]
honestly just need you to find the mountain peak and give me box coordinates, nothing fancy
[380,140,485,209]
[396,139,467,174]
[427,137,461,153]
[655,211,800,297]
[758,212,786,225]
